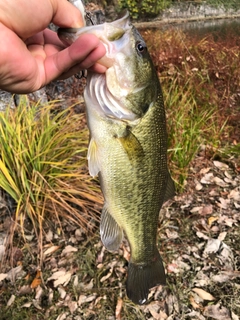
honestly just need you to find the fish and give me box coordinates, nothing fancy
[58,11,175,305]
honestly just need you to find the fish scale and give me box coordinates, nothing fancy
[58,10,175,305]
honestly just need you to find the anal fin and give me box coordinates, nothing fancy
[100,204,123,252]
[163,171,175,203]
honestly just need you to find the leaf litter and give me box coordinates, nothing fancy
[0,53,239,318]
[0,149,239,319]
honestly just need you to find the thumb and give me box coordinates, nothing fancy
[51,0,85,28]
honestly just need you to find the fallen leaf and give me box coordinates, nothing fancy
[115,298,123,320]
[58,286,67,299]
[203,238,221,254]
[203,303,231,320]
[200,167,211,174]
[196,231,209,240]
[213,177,228,187]
[61,245,78,256]
[208,216,218,226]
[7,294,15,307]
[72,275,79,287]
[145,302,164,320]
[22,302,32,308]
[218,231,227,241]
[200,172,214,184]
[30,269,42,289]
[165,294,180,314]
[195,182,203,190]
[217,197,230,209]
[0,244,5,261]
[201,205,213,215]
[190,206,203,213]
[0,273,8,282]
[100,270,113,282]
[43,245,60,257]
[218,243,234,270]
[68,300,78,314]
[167,259,191,274]
[78,295,87,306]
[122,245,130,262]
[192,288,215,301]
[56,312,68,320]
[18,285,32,295]
[185,310,206,320]
[212,270,240,283]
[228,188,240,201]
[35,286,43,300]
[231,311,239,320]
[213,161,229,170]
[45,229,53,242]
[7,265,23,283]
[32,299,42,310]
[189,295,201,309]
[79,279,94,290]
[165,228,179,239]
[47,270,72,287]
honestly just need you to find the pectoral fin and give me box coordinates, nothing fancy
[100,204,123,252]
[87,138,101,177]
[117,130,143,161]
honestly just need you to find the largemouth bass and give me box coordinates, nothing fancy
[58,11,175,305]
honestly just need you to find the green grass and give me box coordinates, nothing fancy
[0,19,240,320]
[143,27,240,189]
[164,78,225,188]
[0,98,102,262]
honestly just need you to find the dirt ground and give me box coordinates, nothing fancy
[0,75,239,319]
[0,5,240,319]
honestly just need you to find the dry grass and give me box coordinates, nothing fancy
[0,98,103,265]
[0,20,240,320]
[142,27,240,187]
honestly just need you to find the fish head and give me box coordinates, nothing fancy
[58,11,158,121]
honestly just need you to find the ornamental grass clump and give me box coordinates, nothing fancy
[0,97,102,259]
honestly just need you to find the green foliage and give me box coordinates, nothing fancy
[143,27,240,189]
[117,0,240,19]
[207,0,240,10]
[119,0,171,19]
[0,98,102,250]
[164,78,225,189]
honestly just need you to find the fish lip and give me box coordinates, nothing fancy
[57,10,132,69]
[58,10,130,37]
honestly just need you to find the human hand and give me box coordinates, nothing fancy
[0,0,107,94]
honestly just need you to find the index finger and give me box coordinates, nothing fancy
[0,0,84,38]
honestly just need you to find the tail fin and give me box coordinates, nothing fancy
[126,251,166,305]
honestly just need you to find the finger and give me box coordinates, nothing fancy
[0,0,84,39]
[43,34,106,83]
[58,62,107,80]
[25,29,65,48]
[51,0,84,28]
[0,23,40,93]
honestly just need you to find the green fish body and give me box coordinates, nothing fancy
[58,11,175,305]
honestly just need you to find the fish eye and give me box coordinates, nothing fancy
[136,41,146,53]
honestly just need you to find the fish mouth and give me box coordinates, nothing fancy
[85,73,138,121]
[58,11,131,69]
